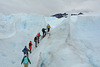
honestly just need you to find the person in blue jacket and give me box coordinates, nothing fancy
[22,46,30,57]
[21,54,31,67]
[47,24,51,32]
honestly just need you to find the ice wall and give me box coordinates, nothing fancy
[70,15,100,67]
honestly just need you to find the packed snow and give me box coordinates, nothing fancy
[0,13,100,67]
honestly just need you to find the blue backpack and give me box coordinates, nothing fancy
[24,57,28,64]
[23,48,27,54]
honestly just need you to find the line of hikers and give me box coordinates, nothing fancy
[21,24,51,67]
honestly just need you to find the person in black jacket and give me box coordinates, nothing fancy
[21,54,31,67]
[37,33,41,43]
[42,28,46,38]
[34,36,37,47]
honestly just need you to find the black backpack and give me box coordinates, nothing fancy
[42,28,44,32]
[29,43,31,46]
[34,37,37,42]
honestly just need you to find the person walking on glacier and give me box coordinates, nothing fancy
[34,36,37,47]
[21,54,31,67]
[42,28,46,38]
[37,32,41,43]
[29,41,33,53]
[47,24,51,32]
[22,46,30,57]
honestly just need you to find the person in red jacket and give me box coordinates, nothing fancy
[29,41,33,53]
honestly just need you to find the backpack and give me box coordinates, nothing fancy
[42,28,44,32]
[47,25,49,27]
[24,57,28,64]
[39,33,41,37]
[34,37,37,42]
[42,28,46,32]
[29,43,31,46]
[23,48,27,54]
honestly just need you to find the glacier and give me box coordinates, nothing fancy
[0,13,100,67]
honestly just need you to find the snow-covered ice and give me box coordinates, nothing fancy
[0,13,100,67]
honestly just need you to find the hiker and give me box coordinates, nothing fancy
[34,36,37,47]
[21,54,31,67]
[37,33,41,43]
[47,24,50,32]
[29,41,33,53]
[42,28,46,38]
[22,46,30,57]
